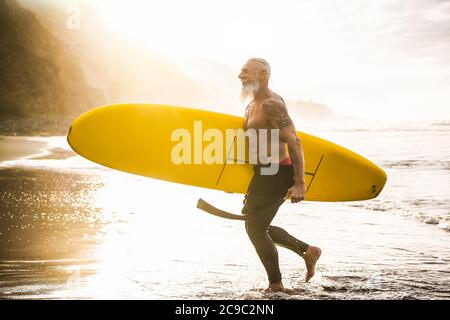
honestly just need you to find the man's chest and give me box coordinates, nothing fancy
[245,103,272,129]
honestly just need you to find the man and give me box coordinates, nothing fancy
[239,58,322,292]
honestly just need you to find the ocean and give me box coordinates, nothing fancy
[0,120,449,299]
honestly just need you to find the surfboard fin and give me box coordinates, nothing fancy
[196,198,251,221]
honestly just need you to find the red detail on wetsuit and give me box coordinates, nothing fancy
[279,156,292,165]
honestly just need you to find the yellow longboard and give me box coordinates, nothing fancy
[67,104,387,201]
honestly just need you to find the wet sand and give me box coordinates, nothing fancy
[0,137,48,162]
[0,136,75,162]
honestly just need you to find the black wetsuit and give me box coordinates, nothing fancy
[242,164,309,283]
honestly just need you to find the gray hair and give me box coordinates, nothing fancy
[249,58,271,79]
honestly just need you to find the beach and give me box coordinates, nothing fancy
[0,125,449,299]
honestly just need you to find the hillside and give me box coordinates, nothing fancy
[0,0,103,121]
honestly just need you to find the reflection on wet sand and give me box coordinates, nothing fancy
[0,168,106,298]
[0,168,105,261]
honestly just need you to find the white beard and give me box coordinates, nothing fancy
[240,81,260,106]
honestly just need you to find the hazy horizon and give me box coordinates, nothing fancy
[17,0,450,122]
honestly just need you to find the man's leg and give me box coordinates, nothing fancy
[268,225,309,255]
[243,191,287,291]
[245,219,283,290]
[269,225,321,282]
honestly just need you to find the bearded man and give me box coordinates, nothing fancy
[239,58,322,292]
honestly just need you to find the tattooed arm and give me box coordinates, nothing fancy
[262,98,306,203]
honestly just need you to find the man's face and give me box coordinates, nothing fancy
[238,60,262,87]
[239,60,263,102]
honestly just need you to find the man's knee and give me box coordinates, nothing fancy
[245,220,267,242]
[268,225,284,238]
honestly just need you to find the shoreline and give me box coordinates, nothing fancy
[0,136,75,163]
[0,129,449,299]
[0,136,48,162]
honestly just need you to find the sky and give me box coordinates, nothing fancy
[21,0,450,120]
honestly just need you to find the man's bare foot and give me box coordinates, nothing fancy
[303,246,321,282]
[261,281,298,294]
[264,281,285,293]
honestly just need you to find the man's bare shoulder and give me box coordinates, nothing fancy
[261,94,286,115]
[261,94,292,129]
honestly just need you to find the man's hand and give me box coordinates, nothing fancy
[285,182,306,203]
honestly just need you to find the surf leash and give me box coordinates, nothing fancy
[196,198,254,221]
